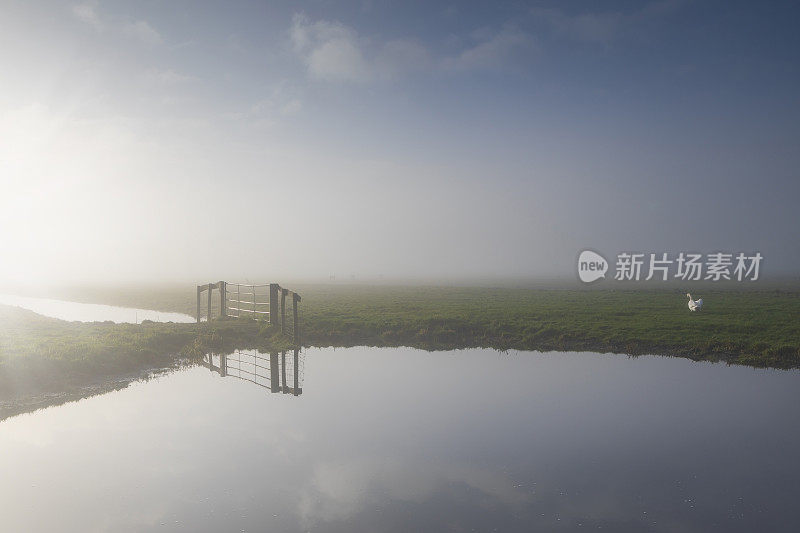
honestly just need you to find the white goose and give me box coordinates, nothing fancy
[687,293,703,312]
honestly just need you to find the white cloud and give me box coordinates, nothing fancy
[297,457,532,529]
[290,13,429,83]
[71,2,103,30]
[124,20,163,46]
[446,26,536,71]
[308,33,371,82]
[290,13,539,82]
[291,14,371,82]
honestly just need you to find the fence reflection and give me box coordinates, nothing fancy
[202,349,303,396]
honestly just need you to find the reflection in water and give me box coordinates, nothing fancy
[0,351,303,422]
[202,349,303,395]
[0,347,799,532]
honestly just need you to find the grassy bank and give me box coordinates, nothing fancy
[0,305,291,403]
[298,286,800,368]
[1,284,799,417]
[14,283,800,369]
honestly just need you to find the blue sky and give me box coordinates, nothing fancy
[1,0,798,283]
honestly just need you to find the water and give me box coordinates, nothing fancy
[0,293,194,323]
[1,346,798,532]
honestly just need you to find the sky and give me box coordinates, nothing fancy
[0,0,798,284]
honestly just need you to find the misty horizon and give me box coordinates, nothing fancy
[2,0,798,284]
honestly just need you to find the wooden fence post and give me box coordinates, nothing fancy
[281,351,287,394]
[270,352,279,393]
[281,289,287,334]
[219,281,227,318]
[293,293,301,346]
[293,348,300,396]
[269,284,279,325]
[207,283,213,322]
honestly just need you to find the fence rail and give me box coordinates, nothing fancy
[196,281,301,346]
[202,349,303,395]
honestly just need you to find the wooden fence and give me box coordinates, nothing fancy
[202,349,303,396]
[197,281,301,345]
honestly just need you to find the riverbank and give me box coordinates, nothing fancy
[1,284,799,393]
[298,286,800,368]
[0,305,293,406]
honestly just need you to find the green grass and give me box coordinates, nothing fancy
[1,281,799,394]
[21,283,800,368]
[294,285,800,368]
[2,282,797,417]
[0,305,292,401]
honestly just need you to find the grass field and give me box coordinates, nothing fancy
[2,282,799,414]
[0,304,292,402]
[299,285,800,368]
[15,283,800,367]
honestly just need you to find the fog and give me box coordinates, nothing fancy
[2,1,798,285]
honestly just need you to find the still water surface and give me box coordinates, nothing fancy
[1,346,798,532]
[0,293,194,323]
